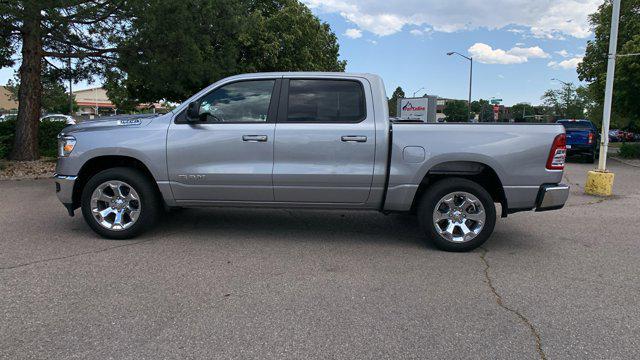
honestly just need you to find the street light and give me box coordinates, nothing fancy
[447,51,473,121]
[412,87,425,97]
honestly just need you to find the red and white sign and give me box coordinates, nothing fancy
[400,98,428,121]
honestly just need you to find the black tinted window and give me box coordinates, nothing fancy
[198,80,274,122]
[287,80,365,123]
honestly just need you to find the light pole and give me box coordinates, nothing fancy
[447,51,473,121]
[412,87,425,98]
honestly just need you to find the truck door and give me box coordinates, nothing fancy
[273,78,376,204]
[167,79,280,202]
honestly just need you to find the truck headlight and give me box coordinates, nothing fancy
[58,134,76,157]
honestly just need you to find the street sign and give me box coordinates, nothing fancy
[490,99,502,104]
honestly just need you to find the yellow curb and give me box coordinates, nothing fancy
[584,170,615,196]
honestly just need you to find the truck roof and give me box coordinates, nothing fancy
[221,72,382,82]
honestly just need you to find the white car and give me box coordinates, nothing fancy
[0,114,17,122]
[40,114,76,125]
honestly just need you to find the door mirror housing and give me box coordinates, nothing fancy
[186,101,200,121]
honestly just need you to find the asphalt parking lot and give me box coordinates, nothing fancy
[1,160,639,359]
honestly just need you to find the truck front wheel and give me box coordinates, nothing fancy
[417,178,496,252]
[81,167,161,239]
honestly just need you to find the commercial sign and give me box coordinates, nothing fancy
[399,98,428,121]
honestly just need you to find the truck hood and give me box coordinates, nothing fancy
[62,114,163,133]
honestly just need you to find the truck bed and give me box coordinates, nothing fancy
[383,122,565,211]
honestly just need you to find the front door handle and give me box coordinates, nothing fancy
[341,135,367,143]
[242,135,268,142]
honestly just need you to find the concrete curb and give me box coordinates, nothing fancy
[610,156,640,168]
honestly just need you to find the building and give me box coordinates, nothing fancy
[73,87,169,116]
[0,85,18,112]
[74,87,117,116]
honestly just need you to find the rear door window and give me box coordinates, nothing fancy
[286,79,366,123]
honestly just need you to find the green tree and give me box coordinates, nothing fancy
[0,0,128,160]
[107,0,346,104]
[470,99,493,122]
[510,103,535,122]
[387,87,405,117]
[443,100,468,122]
[541,82,587,120]
[6,67,78,115]
[577,0,640,130]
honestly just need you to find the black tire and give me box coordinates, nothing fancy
[586,151,596,164]
[417,178,497,252]
[81,167,161,239]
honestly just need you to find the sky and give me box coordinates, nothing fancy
[303,0,602,105]
[0,0,602,106]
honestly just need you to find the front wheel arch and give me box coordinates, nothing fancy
[72,155,162,210]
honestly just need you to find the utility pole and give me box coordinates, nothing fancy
[584,0,620,196]
[447,51,473,121]
[598,0,621,171]
[67,49,73,116]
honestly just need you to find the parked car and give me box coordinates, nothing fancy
[556,119,599,163]
[622,131,635,142]
[41,114,76,125]
[54,72,570,252]
[0,114,17,122]
[609,129,621,142]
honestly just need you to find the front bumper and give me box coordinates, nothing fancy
[53,174,77,216]
[535,183,570,211]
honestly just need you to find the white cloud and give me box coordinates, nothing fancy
[366,39,378,45]
[548,56,583,69]
[498,74,505,79]
[555,49,570,57]
[508,46,550,58]
[344,28,362,39]
[409,27,433,36]
[304,0,600,38]
[468,43,549,64]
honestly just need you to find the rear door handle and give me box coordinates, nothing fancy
[242,135,268,142]
[341,135,367,143]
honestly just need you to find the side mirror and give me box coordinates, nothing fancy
[186,101,200,121]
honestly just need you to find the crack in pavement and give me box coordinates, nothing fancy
[0,238,158,271]
[0,224,191,271]
[479,247,548,360]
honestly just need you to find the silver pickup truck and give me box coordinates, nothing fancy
[54,72,569,251]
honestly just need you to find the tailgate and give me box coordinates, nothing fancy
[565,129,591,146]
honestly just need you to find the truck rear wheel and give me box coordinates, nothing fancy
[81,167,161,239]
[417,178,496,252]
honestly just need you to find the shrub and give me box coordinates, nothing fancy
[619,142,640,159]
[0,118,67,159]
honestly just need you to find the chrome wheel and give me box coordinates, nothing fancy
[432,191,486,243]
[90,180,141,231]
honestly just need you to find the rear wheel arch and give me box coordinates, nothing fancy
[410,161,508,217]
[72,155,162,209]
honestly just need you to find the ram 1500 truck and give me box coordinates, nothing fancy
[54,72,569,251]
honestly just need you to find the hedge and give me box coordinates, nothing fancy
[619,142,640,159]
[0,119,67,159]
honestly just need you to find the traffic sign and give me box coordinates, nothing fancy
[490,99,502,104]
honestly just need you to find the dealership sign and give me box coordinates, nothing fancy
[399,98,428,121]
